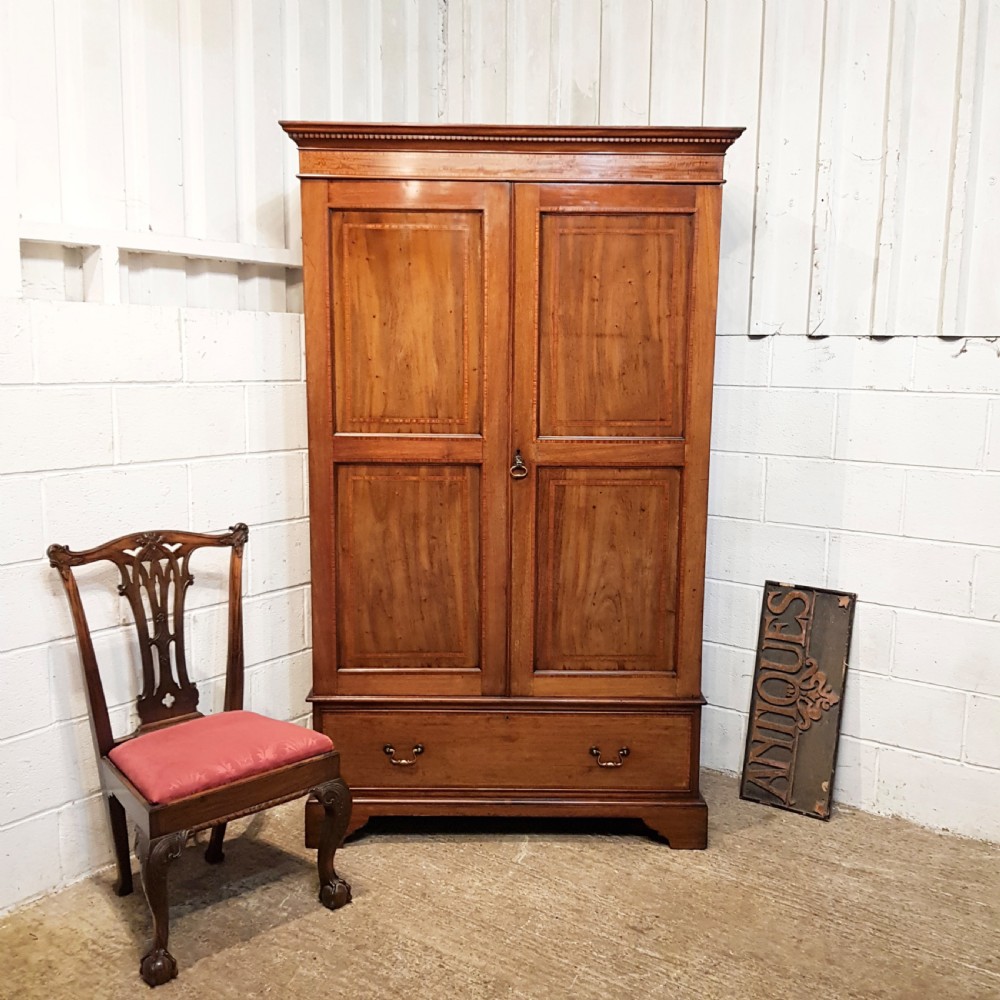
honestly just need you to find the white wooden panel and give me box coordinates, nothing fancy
[179,0,208,240]
[702,0,764,337]
[416,0,445,122]
[380,0,409,120]
[21,244,83,302]
[295,0,330,119]
[0,2,20,297]
[126,254,187,307]
[507,0,553,124]
[339,0,381,119]
[649,0,706,125]
[550,0,602,125]
[282,0,303,269]
[443,0,465,120]
[52,0,126,230]
[119,0,152,233]
[950,0,1000,336]
[380,0,440,121]
[238,264,288,312]
[463,0,507,121]
[185,260,241,310]
[142,0,186,237]
[599,0,652,125]
[9,0,998,327]
[941,0,983,338]
[251,0,287,248]
[9,0,62,224]
[749,0,826,337]
[810,0,892,336]
[51,0,87,227]
[874,0,965,336]
[327,0,346,118]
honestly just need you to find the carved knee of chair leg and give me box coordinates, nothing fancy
[312,778,353,910]
[135,829,187,987]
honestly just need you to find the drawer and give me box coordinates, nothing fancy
[320,709,694,793]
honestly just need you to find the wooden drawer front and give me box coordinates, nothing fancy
[322,711,694,792]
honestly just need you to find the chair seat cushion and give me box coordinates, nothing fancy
[108,711,335,805]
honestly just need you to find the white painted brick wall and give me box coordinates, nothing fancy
[704,335,1000,844]
[965,697,1000,769]
[0,387,115,472]
[0,297,312,915]
[4,276,999,918]
[834,393,988,469]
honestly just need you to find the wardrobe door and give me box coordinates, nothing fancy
[304,180,511,697]
[509,183,720,699]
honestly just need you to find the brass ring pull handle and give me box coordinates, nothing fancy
[384,744,424,766]
[590,746,630,768]
[510,450,528,479]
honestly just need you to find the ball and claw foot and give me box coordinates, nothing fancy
[140,947,178,987]
[319,878,352,910]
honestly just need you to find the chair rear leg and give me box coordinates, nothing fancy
[135,829,187,988]
[205,823,227,864]
[312,778,353,910]
[107,794,134,897]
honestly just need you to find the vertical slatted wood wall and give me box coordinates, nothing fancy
[2,0,998,336]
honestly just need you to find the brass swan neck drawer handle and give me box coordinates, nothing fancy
[384,744,424,766]
[590,746,630,768]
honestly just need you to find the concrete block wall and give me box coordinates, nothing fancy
[0,298,310,912]
[703,335,1000,840]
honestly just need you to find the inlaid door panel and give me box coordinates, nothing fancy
[304,180,510,697]
[538,211,690,438]
[511,183,712,699]
[336,465,480,668]
[333,210,482,435]
[534,468,681,673]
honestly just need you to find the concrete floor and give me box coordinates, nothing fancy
[2,771,998,999]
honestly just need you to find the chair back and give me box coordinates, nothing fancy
[47,525,249,757]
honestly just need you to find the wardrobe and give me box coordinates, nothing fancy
[282,123,742,848]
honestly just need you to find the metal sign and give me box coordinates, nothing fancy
[740,581,856,820]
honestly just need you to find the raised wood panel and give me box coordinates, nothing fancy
[332,210,483,435]
[538,212,691,438]
[534,468,681,673]
[336,464,480,669]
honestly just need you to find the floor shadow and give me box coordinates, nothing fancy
[112,823,325,965]
[348,814,655,843]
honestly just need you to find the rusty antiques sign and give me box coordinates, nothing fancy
[740,582,856,820]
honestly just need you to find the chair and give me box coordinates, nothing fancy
[47,524,352,987]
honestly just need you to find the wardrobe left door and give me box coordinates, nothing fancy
[302,180,512,698]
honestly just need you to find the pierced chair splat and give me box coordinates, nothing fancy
[47,524,352,988]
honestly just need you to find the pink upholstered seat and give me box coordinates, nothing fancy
[108,711,334,805]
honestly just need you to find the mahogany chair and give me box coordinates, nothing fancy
[47,524,352,988]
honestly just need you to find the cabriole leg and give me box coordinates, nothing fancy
[135,829,187,987]
[312,778,353,910]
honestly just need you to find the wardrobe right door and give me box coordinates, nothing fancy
[509,182,721,702]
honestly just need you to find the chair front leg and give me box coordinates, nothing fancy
[135,829,187,987]
[106,794,134,896]
[312,778,353,910]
